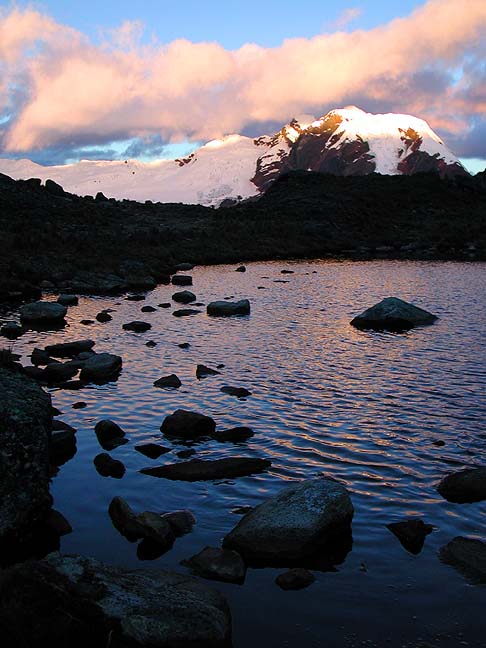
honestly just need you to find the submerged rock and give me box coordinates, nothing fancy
[182,546,246,584]
[207,299,250,317]
[161,409,216,439]
[154,374,182,389]
[440,536,486,583]
[211,427,255,443]
[0,552,232,647]
[223,477,354,565]
[350,297,438,331]
[196,364,221,379]
[172,290,196,304]
[0,369,52,546]
[93,453,125,479]
[45,340,95,358]
[275,568,315,590]
[387,519,434,554]
[141,457,271,481]
[134,443,171,459]
[122,320,151,333]
[94,420,127,450]
[437,467,486,503]
[19,301,67,325]
[79,353,122,382]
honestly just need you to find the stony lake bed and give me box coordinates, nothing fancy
[1,259,485,648]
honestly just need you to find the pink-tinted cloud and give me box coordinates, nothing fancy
[1,1,486,157]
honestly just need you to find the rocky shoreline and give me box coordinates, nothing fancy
[0,169,485,303]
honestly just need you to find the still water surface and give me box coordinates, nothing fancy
[4,260,486,647]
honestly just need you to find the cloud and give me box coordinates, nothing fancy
[331,8,363,31]
[0,1,485,161]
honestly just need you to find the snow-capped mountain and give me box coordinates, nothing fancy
[0,107,467,206]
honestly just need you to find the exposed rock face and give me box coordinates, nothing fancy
[160,409,216,439]
[387,519,434,554]
[207,300,250,316]
[437,467,486,503]
[0,552,232,647]
[182,546,247,584]
[79,353,122,382]
[0,369,52,544]
[223,477,354,565]
[440,537,486,583]
[140,457,271,481]
[19,301,67,325]
[350,297,438,331]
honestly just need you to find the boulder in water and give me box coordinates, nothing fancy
[207,299,250,317]
[350,297,437,331]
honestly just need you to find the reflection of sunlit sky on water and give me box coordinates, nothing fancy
[2,260,485,647]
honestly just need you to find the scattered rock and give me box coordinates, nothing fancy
[94,420,127,450]
[19,301,67,325]
[437,467,486,503]
[162,510,197,536]
[160,409,216,439]
[44,362,79,384]
[387,519,434,554]
[158,302,171,308]
[235,266,246,272]
[79,353,122,382]
[275,568,315,590]
[172,275,193,286]
[173,290,196,304]
[223,477,354,565]
[440,536,486,583]
[96,310,112,323]
[182,546,246,584]
[122,320,151,332]
[136,512,175,550]
[80,319,94,325]
[280,269,294,274]
[207,299,250,317]
[220,386,252,398]
[197,364,221,379]
[125,294,145,301]
[145,340,157,347]
[93,453,125,479]
[177,448,196,459]
[433,440,446,447]
[178,342,191,349]
[31,348,54,366]
[154,374,182,389]
[173,309,201,317]
[134,443,171,459]
[141,305,157,312]
[45,340,95,358]
[174,263,194,271]
[350,297,438,331]
[141,457,271,481]
[72,401,87,409]
[0,553,232,647]
[211,427,254,442]
[57,294,78,306]
[0,322,24,339]
[22,366,47,382]
[108,496,143,539]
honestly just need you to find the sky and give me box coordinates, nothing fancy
[0,0,485,172]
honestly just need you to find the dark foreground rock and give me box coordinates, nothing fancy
[172,275,193,286]
[79,353,122,382]
[207,299,250,316]
[19,301,67,325]
[196,364,221,379]
[440,536,486,583]
[0,369,52,545]
[154,374,182,389]
[350,297,438,331]
[172,290,196,304]
[161,409,216,439]
[141,457,271,481]
[275,568,316,590]
[223,477,354,565]
[182,546,246,584]
[0,552,232,647]
[122,320,151,333]
[437,467,486,503]
[387,519,434,554]
[94,420,127,450]
[45,340,95,358]
[93,453,126,479]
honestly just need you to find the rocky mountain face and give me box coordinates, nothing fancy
[0,107,468,206]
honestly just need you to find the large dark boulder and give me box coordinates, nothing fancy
[437,467,486,503]
[19,301,67,325]
[223,477,354,565]
[0,552,232,647]
[350,297,437,331]
[79,353,122,382]
[0,369,52,545]
[440,536,486,583]
[140,457,271,481]
[160,409,216,439]
[94,420,127,450]
[387,519,434,554]
[207,299,250,317]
